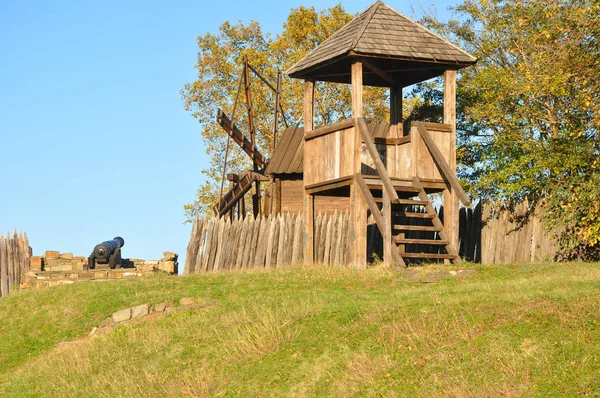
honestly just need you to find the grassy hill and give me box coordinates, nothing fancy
[0,263,599,397]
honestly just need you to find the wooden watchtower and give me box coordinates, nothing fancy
[286,1,476,266]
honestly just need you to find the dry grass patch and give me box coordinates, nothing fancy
[213,307,297,361]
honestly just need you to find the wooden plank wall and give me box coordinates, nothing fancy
[304,127,355,186]
[411,125,452,181]
[0,231,31,297]
[279,179,350,214]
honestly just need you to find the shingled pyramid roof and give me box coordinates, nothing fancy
[286,1,476,87]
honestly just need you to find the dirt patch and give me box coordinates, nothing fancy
[396,268,477,283]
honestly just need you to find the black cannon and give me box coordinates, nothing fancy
[87,237,125,269]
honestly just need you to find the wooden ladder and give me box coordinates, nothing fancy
[213,172,259,217]
[355,174,461,266]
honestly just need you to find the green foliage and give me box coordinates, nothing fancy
[420,0,600,259]
[182,5,391,218]
[2,264,600,396]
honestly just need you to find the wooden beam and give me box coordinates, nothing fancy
[361,58,396,85]
[383,188,393,266]
[414,122,471,207]
[303,80,314,132]
[357,117,400,203]
[444,69,458,252]
[216,109,265,168]
[355,174,405,267]
[274,177,281,214]
[248,63,288,129]
[273,71,281,150]
[240,170,269,182]
[421,122,452,133]
[390,84,402,138]
[303,79,315,264]
[244,59,256,163]
[304,175,353,194]
[372,136,411,145]
[304,119,355,141]
[305,194,314,264]
[351,61,363,118]
[350,62,366,267]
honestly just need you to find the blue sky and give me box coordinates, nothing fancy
[0,0,457,268]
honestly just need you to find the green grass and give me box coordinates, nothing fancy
[0,262,599,397]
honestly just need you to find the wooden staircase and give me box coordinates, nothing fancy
[356,174,461,266]
[353,117,468,266]
[394,177,460,264]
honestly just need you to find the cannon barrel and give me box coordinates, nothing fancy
[92,237,125,262]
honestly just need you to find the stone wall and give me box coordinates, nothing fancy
[21,251,178,290]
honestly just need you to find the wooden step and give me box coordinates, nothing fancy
[394,238,449,245]
[391,212,434,219]
[392,199,429,206]
[400,253,456,259]
[363,179,420,193]
[393,225,442,232]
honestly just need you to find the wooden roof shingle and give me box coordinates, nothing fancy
[286,1,476,84]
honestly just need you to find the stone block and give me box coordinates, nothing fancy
[92,271,108,279]
[78,272,93,279]
[71,263,85,272]
[131,304,149,319]
[30,256,43,269]
[179,297,195,306]
[59,253,73,259]
[45,258,59,266]
[143,260,159,265]
[99,317,114,328]
[46,265,73,272]
[154,302,169,312]
[45,250,59,259]
[158,261,176,274]
[162,251,177,261]
[136,264,154,272]
[112,308,131,323]
[164,306,176,316]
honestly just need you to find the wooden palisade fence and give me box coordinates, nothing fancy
[184,201,558,273]
[185,212,357,274]
[0,231,31,297]
[480,201,557,264]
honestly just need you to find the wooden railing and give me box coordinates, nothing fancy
[303,118,355,141]
[356,117,400,203]
[414,122,471,207]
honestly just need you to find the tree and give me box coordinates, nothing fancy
[182,5,394,219]
[420,0,600,258]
